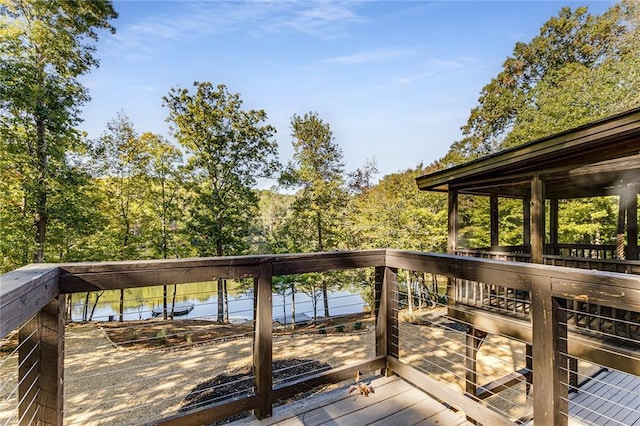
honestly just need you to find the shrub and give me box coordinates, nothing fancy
[336,324,345,332]
[155,329,168,345]
[354,321,363,330]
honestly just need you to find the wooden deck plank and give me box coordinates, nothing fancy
[569,369,640,425]
[231,375,470,426]
[368,393,468,426]
[288,378,415,425]
[318,387,429,426]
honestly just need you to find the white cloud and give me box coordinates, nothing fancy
[323,47,415,65]
[106,1,364,59]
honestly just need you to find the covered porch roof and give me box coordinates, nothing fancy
[416,108,640,199]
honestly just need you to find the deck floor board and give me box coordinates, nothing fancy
[231,375,472,426]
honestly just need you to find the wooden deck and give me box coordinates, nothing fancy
[230,375,471,426]
[569,369,640,425]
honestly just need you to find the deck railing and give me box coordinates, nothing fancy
[2,250,640,425]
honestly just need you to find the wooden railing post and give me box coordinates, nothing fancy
[253,261,273,419]
[531,275,568,426]
[374,266,386,359]
[386,267,399,360]
[18,296,65,426]
[375,266,398,375]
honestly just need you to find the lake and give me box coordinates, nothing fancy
[70,281,370,323]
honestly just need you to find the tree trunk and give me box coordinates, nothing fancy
[217,279,224,322]
[34,62,48,263]
[88,291,104,321]
[170,284,177,319]
[163,285,168,320]
[322,280,330,318]
[224,280,229,323]
[119,289,124,322]
[291,283,296,330]
[82,292,89,321]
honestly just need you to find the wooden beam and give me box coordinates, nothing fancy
[385,251,531,291]
[617,191,627,259]
[448,189,458,254]
[150,395,258,426]
[523,195,531,247]
[490,193,499,247]
[387,358,515,426]
[550,198,559,255]
[253,262,273,419]
[531,275,568,426]
[531,176,545,264]
[476,367,531,400]
[386,267,399,360]
[271,356,386,401]
[1,264,59,340]
[628,189,638,260]
[272,250,385,276]
[18,297,64,426]
[374,266,386,358]
[465,327,486,398]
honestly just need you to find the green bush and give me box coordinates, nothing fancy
[354,321,363,330]
[336,324,345,332]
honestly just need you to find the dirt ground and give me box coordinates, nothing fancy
[1,309,536,425]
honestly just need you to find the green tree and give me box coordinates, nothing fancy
[348,166,447,252]
[142,132,185,260]
[280,112,348,316]
[0,0,117,263]
[253,187,295,254]
[444,1,640,164]
[91,112,152,260]
[163,82,279,321]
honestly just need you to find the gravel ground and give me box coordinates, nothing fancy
[62,323,374,425]
[0,309,552,425]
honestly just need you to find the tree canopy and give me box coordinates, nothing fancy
[440,0,640,166]
[0,0,117,263]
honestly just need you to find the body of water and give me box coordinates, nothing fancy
[70,283,369,323]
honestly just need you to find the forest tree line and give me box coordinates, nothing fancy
[2,1,640,274]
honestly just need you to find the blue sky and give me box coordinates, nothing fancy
[80,0,616,184]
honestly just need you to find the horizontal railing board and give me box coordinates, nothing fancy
[59,264,260,293]
[271,250,386,276]
[387,357,516,426]
[57,250,386,293]
[272,356,386,402]
[448,305,532,341]
[386,250,532,290]
[449,304,640,378]
[569,334,640,377]
[149,395,258,426]
[476,367,531,400]
[0,264,59,339]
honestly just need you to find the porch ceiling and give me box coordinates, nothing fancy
[416,108,640,199]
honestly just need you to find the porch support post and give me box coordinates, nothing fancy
[254,262,273,419]
[549,198,559,255]
[490,193,499,248]
[531,176,545,265]
[531,276,568,426]
[627,189,638,260]
[448,189,458,254]
[447,189,458,307]
[523,196,531,248]
[617,191,627,260]
[19,296,65,426]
